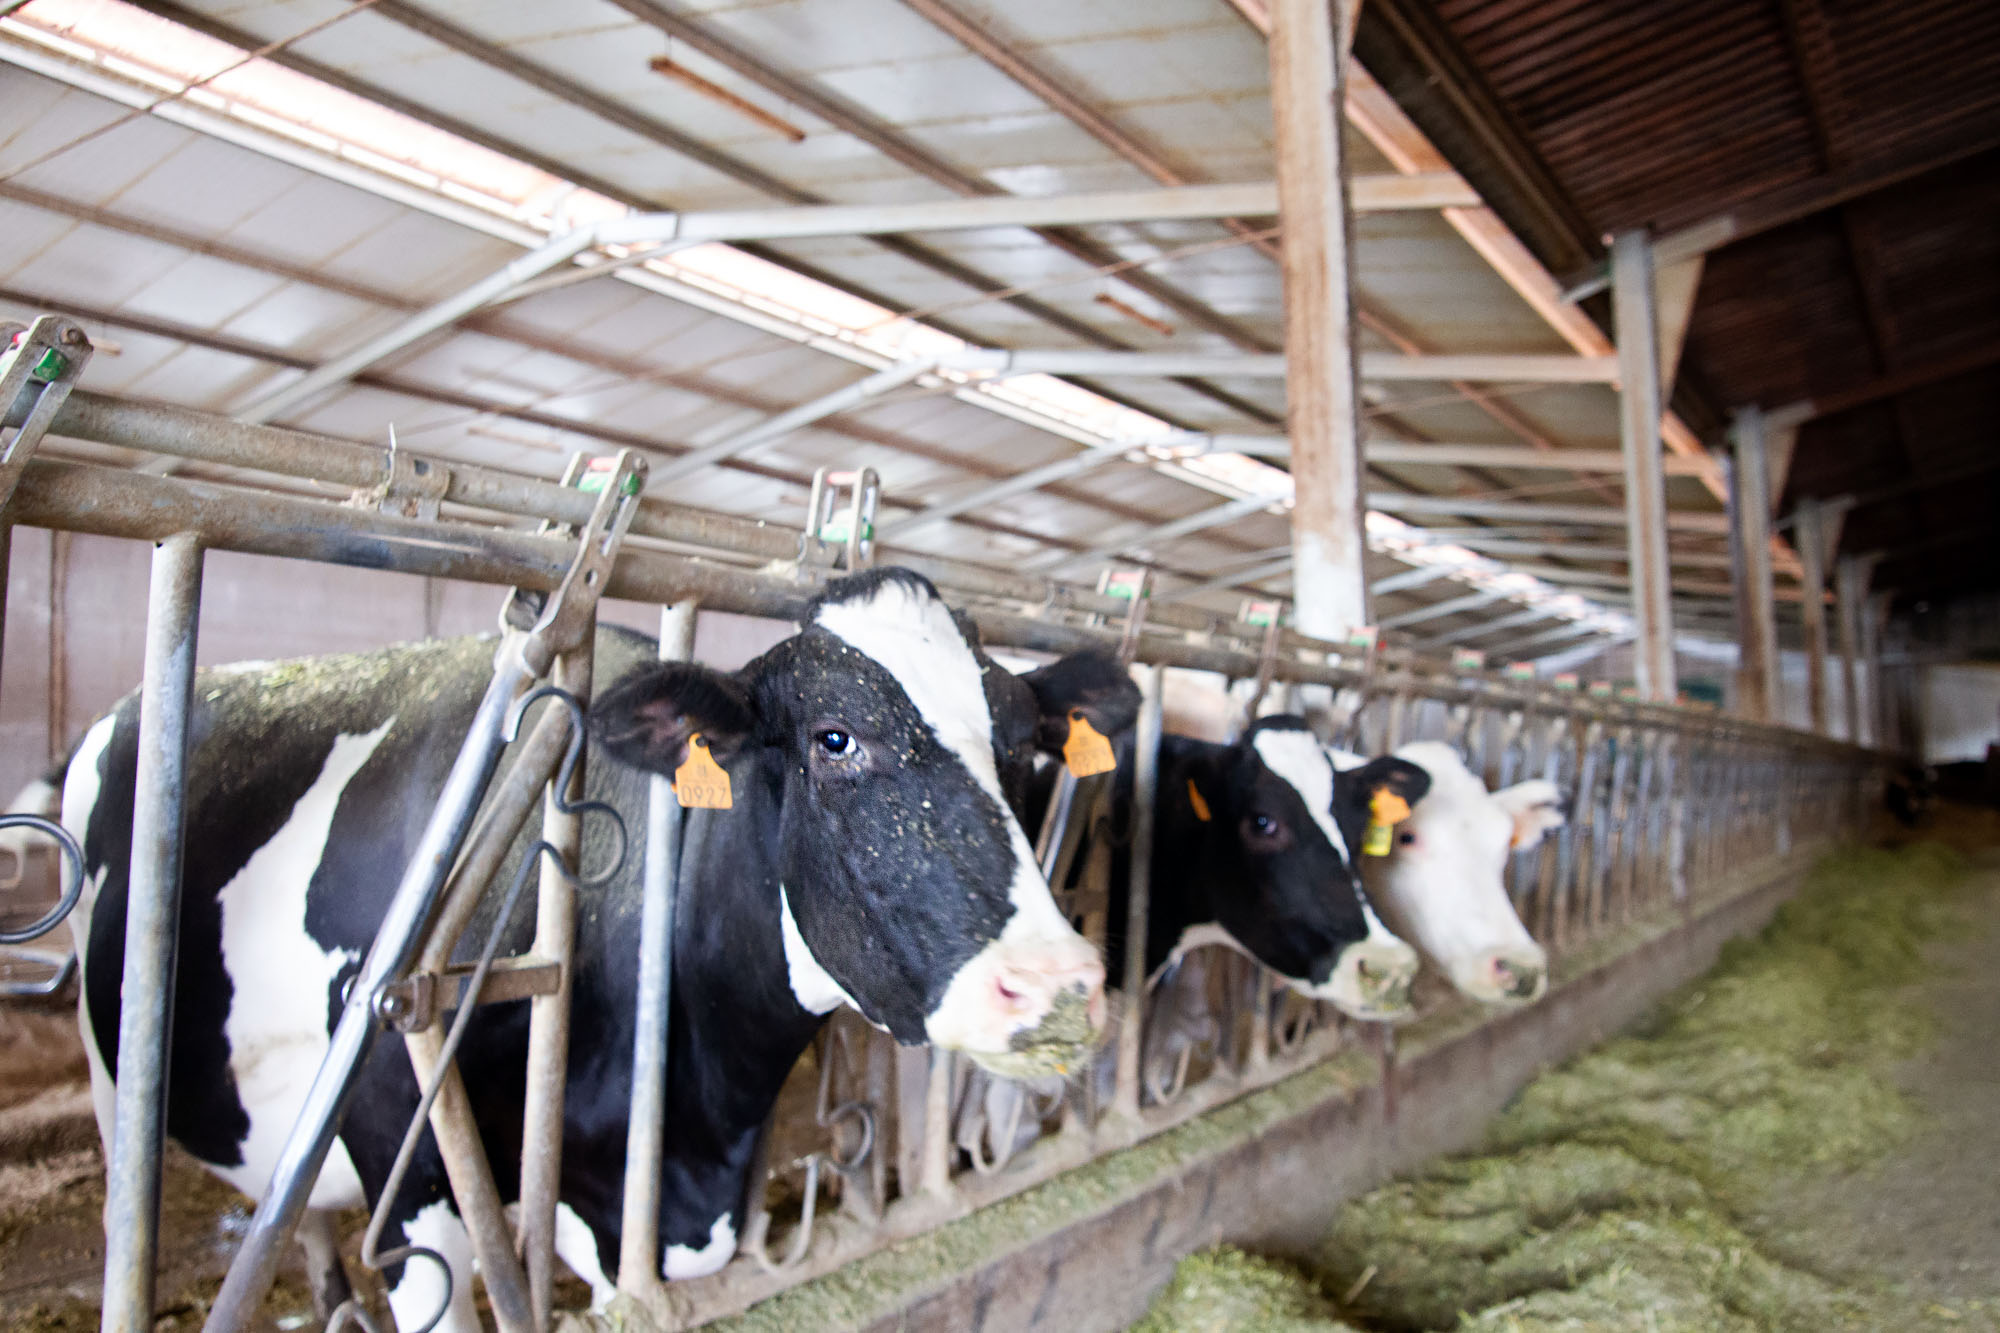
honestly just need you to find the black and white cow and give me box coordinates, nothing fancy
[60,569,1133,1330]
[1101,715,1429,1020]
[1330,740,1565,1004]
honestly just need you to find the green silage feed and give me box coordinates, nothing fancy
[1136,842,1986,1332]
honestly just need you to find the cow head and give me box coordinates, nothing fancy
[1350,740,1564,1005]
[1171,717,1425,1021]
[593,569,1108,1077]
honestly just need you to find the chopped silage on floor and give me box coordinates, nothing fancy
[1136,842,1997,1331]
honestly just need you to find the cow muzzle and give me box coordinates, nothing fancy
[924,934,1108,1079]
[1315,935,1419,1021]
[1456,945,1549,1005]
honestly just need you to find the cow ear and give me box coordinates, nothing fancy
[590,663,756,773]
[1338,756,1431,819]
[1018,650,1141,753]
[1494,780,1566,849]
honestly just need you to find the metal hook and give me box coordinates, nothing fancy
[0,814,87,946]
[506,684,628,887]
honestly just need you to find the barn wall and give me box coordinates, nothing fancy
[1918,662,2000,763]
[0,528,793,806]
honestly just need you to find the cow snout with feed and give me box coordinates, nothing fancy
[1335,740,1565,1006]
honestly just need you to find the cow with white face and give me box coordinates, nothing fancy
[60,568,1128,1331]
[1331,740,1565,1005]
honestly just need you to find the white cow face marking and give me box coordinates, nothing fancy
[1356,741,1561,1005]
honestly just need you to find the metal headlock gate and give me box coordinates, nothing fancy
[0,318,1886,1332]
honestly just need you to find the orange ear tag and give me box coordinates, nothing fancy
[1062,710,1116,778]
[1363,788,1411,856]
[1186,780,1212,823]
[672,732,733,809]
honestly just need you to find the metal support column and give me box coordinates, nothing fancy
[1795,499,1831,734]
[101,533,204,1333]
[520,630,594,1326]
[1112,664,1165,1119]
[1835,556,1869,745]
[1729,407,1781,720]
[1612,229,1676,701]
[1270,0,1368,641]
[618,599,700,1299]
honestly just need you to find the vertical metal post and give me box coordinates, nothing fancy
[1113,664,1165,1119]
[1612,229,1676,702]
[1795,500,1831,734]
[618,599,699,1298]
[1270,0,1368,642]
[520,627,594,1326]
[101,532,204,1333]
[1835,556,1868,745]
[1729,408,1781,720]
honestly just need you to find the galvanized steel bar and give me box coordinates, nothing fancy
[1113,664,1166,1119]
[101,532,204,1333]
[619,598,699,1299]
[521,633,594,1326]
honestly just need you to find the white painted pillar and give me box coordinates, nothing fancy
[1270,0,1368,642]
[1728,407,1781,720]
[1795,499,1831,734]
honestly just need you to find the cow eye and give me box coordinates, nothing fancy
[815,728,860,760]
[1397,830,1417,847]
[1252,814,1278,835]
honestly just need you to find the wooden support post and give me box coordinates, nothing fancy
[1835,556,1870,745]
[1612,230,1676,701]
[1795,500,1831,734]
[1729,408,1781,720]
[1270,0,1367,642]
[1867,590,1893,750]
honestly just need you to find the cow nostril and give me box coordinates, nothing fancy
[995,975,1024,1004]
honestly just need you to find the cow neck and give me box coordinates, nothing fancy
[665,747,829,1136]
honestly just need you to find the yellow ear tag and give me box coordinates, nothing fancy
[1363,789,1411,856]
[1186,780,1212,822]
[672,732,732,809]
[1062,710,1116,778]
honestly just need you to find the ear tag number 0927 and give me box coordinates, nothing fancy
[1062,711,1116,778]
[673,732,733,809]
[1362,789,1411,856]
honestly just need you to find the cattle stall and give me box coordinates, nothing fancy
[0,322,1884,1332]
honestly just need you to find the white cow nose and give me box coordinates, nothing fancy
[993,947,1108,1032]
[1319,936,1419,1020]
[1468,946,1548,1003]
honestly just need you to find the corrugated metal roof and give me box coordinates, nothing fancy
[0,0,1767,656]
[1424,0,2000,604]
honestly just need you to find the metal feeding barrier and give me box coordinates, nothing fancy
[0,319,1887,1332]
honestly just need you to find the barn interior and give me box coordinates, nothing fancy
[0,0,1996,1329]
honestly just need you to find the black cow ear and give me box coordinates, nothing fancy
[1337,756,1431,816]
[590,663,756,773]
[1019,650,1141,753]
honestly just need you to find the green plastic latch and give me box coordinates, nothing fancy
[819,518,874,544]
[28,348,66,384]
[576,466,641,497]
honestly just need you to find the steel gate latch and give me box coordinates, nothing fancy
[501,448,647,674]
[0,316,93,516]
[374,954,564,1034]
[350,425,451,520]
